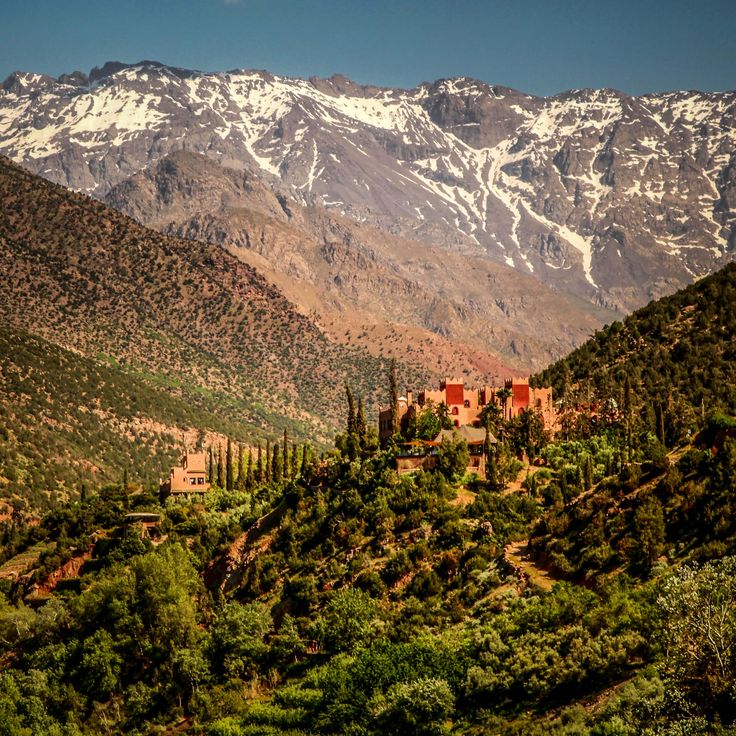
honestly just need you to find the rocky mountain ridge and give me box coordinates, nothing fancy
[1,60,735,312]
[103,150,612,371]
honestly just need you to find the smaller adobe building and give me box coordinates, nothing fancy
[160,452,210,499]
[379,377,556,444]
[395,425,496,479]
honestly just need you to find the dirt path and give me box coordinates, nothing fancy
[503,462,543,496]
[504,540,557,592]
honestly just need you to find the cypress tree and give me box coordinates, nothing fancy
[272,442,282,485]
[283,429,289,480]
[266,441,272,483]
[247,449,255,489]
[208,445,214,484]
[226,438,234,492]
[300,444,309,478]
[389,359,400,436]
[217,444,225,488]
[291,444,299,478]
[122,468,128,492]
[356,397,367,452]
[346,385,357,435]
[236,445,246,491]
[256,443,263,484]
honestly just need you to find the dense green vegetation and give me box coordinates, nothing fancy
[534,262,736,420]
[2,163,736,734]
[2,361,736,735]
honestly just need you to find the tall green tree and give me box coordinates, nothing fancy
[283,429,289,481]
[256,442,263,484]
[300,444,310,478]
[356,397,367,452]
[236,444,246,491]
[272,442,283,485]
[226,437,234,492]
[496,387,513,423]
[389,359,400,437]
[346,384,357,436]
[290,444,299,479]
[265,440,272,484]
[217,444,225,488]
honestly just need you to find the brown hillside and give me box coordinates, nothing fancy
[0,155,424,442]
[104,151,615,374]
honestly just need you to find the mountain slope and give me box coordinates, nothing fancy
[104,150,613,371]
[533,261,736,417]
[0,323,245,509]
[0,155,429,501]
[529,261,736,581]
[1,61,735,311]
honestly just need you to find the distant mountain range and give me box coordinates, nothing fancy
[103,149,611,371]
[1,60,734,319]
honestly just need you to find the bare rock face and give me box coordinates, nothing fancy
[1,61,734,314]
[102,151,614,373]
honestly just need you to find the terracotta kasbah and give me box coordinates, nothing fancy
[379,377,555,444]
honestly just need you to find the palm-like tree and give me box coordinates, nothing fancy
[496,387,513,422]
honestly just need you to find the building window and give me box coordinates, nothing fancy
[451,407,459,415]
[454,420,460,427]
[464,399,470,408]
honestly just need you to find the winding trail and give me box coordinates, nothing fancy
[503,540,557,592]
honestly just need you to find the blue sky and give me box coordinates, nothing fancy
[2,0,734,96]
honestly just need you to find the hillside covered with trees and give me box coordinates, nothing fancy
[2,252,736,735]
[0,155,428,507]
[1,161,736,733]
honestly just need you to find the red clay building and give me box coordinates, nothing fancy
[160,452,211,499]
[379,377,555,443]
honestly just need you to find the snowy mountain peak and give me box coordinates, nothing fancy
[0,62,734,312]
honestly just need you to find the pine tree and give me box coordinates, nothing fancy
[217,444,225,488]
[272,442,282,485]
[226,438,234,492]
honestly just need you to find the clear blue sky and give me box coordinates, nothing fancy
[2,0,734,96]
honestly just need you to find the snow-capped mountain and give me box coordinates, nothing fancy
[1,60,734,311]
